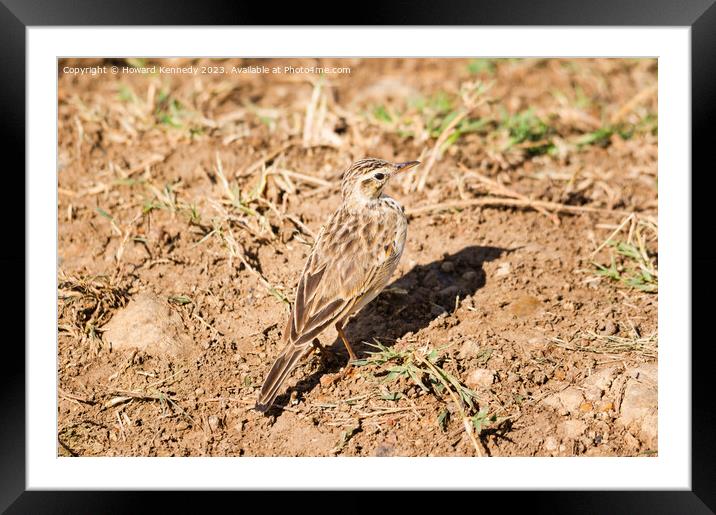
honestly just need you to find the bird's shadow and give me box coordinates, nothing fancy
[265,245,511,414]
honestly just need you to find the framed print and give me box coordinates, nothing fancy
[4,0,715,512]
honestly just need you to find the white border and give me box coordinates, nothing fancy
[29,27,690,489]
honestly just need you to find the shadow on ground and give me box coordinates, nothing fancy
[266,245,511,414]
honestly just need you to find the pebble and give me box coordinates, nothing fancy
[194,387,205,396]
[462,270,478,282]
[544,436,559,451]
[440,261,455,273]
[176,421,189,431]
[438,285,460,300]
[495,262,511,277]
[598,401,614,412]
[423,269,441,288]
[602,320,619,336]
[466,369,496,389]
[579,401,594,412]
[208,415,222,432]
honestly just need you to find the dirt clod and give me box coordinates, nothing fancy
[103,292,194,357]
[466,369,496,389]
[560,420,588,440]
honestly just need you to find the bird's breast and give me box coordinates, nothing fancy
[377,197,407,263]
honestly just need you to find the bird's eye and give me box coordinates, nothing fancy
[373,172,385,181]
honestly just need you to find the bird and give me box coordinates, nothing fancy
[255,157,420,412]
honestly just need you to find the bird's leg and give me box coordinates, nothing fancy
[335,324,359,362]
[310,338,332,369]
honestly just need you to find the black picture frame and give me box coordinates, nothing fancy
[3,0,714,512]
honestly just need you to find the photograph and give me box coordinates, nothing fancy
[57,56,658,458]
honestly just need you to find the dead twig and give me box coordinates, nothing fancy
[458,163,561,225]
[407,197,635,218]
[58,388,96,405]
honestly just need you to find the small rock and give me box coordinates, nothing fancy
[462,270,478,282]
[582,366,621,400]
[579,401,593,412]
[598,401,614,412]
[195,387,205,396]
[601,320,619,336]
[438,285,460,299]
[423,269,441,288]
[544,436,559,452]
[617,364,657,447]
[176,421,189,431]
[561,420,587,440]
[543,386,585,415]
[495,262,511,277]
[440,261,455,273]
[208,415,222,432]
[466,369,496,389]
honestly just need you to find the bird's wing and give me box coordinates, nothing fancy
[256,206,400,411]
[286,208,393,347]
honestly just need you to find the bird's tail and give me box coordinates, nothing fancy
[255,341,307,412]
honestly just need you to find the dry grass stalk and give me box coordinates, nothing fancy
[416,354,483,457]
[610,84,658,125]
[407,197,635,218]
[458,163,561,225]
[414,82,491,192]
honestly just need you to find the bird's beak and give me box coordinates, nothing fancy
[393,161,421,174]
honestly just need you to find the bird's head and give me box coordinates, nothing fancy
[340,158,420,201]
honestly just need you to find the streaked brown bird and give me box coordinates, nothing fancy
[256,158,420,412]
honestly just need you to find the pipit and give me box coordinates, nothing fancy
[256,158,420,411]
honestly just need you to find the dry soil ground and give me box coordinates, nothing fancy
[58,58,658,457]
